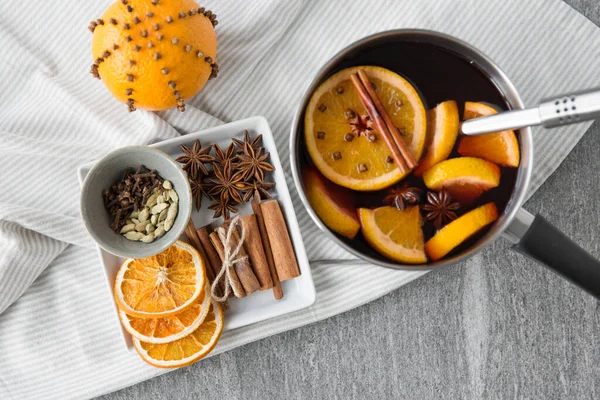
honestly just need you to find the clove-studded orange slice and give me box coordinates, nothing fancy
[114,240,206,318]
[457,102,520,167]
[304,66,427,191]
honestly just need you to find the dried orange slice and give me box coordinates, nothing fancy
[114,241,206,318]
[305,66,427,191]
[134,300,224,368]
[119,281,211,344]
[358,206,426,264]
[414,100,459,176]
[458,102,520,167]
[422,157,500,204]
[425,202,499,260]
[304,167,360,239]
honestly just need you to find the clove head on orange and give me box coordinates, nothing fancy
[90,0,218,112]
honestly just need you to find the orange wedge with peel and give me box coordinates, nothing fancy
[304,167,360,239]
[425,202,499,261]
[358,206,427,264]
[458,102,520,167]
[114,241,206,318]
[134,300,224,368]
[119,282,212,344]
[414,100,460,176]
[305,65,427,191]
[422,157,501,204]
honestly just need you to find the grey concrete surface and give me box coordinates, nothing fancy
[99,1,600,398]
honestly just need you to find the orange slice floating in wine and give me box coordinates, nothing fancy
[425,202,499,261]
[458,102,520,167]
[422,157,501,204]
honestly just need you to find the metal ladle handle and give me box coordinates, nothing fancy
[461,88,600,136]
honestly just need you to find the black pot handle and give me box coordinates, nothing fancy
[509,209,600,298]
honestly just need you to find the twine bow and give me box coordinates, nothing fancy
[211,215,247,302]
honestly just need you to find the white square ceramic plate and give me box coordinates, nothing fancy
[78,116,315,349]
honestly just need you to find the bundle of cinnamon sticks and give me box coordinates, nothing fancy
[185,199,300,301]
[350,69,417,174]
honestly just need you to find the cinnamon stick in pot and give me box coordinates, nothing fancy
[209,231,245,298]
[252,202,283,300]
[240,214,273,290]
[259,200,300,281]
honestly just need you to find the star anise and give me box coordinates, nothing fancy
[236,142,275,181]
[190,173,212,211]
[243,180,276,202]
[383,183,423,211]
[232,130,263,154]
[176,140,214,180]
[208,197,239,220]
[212,143,237,168]
[421,190,460,229]
[207,160,249,204]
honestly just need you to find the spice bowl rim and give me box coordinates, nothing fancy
[79,145,193,259]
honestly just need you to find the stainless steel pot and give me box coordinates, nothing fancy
[289,29,600,298]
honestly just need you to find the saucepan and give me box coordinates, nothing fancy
[289,29,600,298]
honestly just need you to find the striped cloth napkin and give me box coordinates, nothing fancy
[1,0,599,398]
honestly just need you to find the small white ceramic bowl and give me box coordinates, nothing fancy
[80,146,192,259]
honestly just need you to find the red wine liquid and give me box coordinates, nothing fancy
[300,41,518,262]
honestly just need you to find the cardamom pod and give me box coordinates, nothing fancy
[141,233,155,243]
[164,217,174,232]
[135,223,146,232]
[154,226,166,238]
[169,189,178,203]
[146,224,155,233]
[124,231,144,241]
[129,210,140,219]
[120,224,135,234]
[150,214,158,225]
[131,218,140,225]
[146,190,160,208]
[157,194,165,204]
[158,208,168,222]
[163,180,172,190]
[125,219,133,225]
[162,190,170,202]
[138,208,149,223]
[151,202,168,214]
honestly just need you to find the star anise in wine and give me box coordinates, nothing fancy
[236,142,275,181]
[383,183,422,211]
[190,173,212,211]
[232,130,263,154]
[243,180,276,202]
[421,190,460,229]
[207,160,248,204]
[208,197,239,220]
[176,140,214,180]
[212,143,238,168]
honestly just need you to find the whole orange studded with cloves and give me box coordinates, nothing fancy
[89,0,218,112]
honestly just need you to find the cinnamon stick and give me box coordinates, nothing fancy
[357,70,417,169]
[209,231,245,298]
[259,200,300,281]
[252,201,283,300]
[197,226,223,282]
[240,214,273,290]
[220,220,261,295]
[185,220,215,283]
